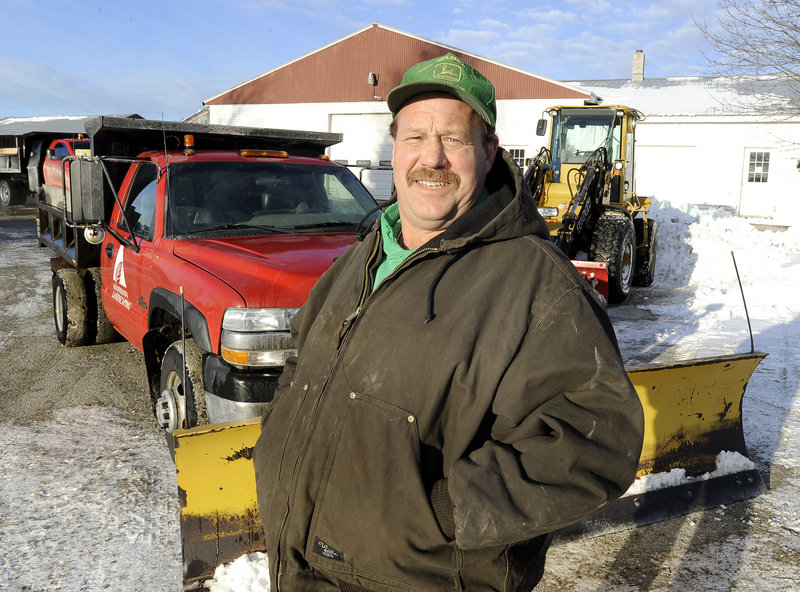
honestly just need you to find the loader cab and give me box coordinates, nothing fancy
[546,105,641,205]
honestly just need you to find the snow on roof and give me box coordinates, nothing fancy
[563,76,796,117]
[0,114,143,137]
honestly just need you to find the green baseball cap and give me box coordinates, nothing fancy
[387,53,497,127]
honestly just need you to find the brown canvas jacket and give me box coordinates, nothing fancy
[253,149,645,592]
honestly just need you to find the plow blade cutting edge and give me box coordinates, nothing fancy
[174,350,767,586]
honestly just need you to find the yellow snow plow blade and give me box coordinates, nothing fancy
[633,351,766,477]
[173,419,264,587]
[174,351,767,584]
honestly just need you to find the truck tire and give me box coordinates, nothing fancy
[53,268,89,346]
[85,267,117,344]
[0,179,23,207]
[156,338,208,432]
[633,218,658,287]
[590,215,635,303]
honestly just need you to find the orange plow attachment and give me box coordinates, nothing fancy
[573,260,609,301]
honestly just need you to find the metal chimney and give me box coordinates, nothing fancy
[632,50,645,83]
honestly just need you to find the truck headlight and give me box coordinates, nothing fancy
[538,207,559,218]
[221,307,298,368]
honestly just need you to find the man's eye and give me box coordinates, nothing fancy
[444,137,464,146]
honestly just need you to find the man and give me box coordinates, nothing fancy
[253,53,644,592]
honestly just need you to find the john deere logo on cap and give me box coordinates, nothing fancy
[433,62,462,82]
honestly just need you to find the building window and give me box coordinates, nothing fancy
[748,151,770,183]
[507,148,526,168]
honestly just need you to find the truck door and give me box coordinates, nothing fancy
[43,141,70,188]
[42,141,71,206]
[101,162,160,349]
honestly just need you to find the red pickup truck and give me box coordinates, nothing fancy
[41,137,90,206]
[38,117,377,432]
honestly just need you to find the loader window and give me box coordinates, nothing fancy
[551,108,620,179]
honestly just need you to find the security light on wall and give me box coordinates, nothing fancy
[368,72,377,86]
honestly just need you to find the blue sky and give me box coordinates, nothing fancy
[1,0,722,121]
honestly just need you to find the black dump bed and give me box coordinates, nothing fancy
[84,116,342,159]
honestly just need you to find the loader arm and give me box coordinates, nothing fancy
[174,351,767,586]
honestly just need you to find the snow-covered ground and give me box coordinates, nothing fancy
[1,199,798,591]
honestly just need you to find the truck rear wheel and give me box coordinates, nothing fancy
[53,268,88,346]
[634,218,658,287]
[590,215,635,303]
[156,338,208,432]
[85,267,117,344]
[0,179,24,207]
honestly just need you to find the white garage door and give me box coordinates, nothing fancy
[330,113,394,202]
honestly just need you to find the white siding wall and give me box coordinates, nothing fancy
[635,116,800,221]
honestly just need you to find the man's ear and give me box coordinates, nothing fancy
[484,136,500,172]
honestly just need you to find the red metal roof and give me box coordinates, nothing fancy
[205,24,587,106]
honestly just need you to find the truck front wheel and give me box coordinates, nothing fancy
[590,215,635,303]
[53,268,88,346]
[156,339,208,432]
[85,267,117,344]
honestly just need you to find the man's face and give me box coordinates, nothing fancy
[391,93,498,236]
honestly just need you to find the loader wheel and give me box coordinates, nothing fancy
[53,268,89,346]
[84,267,117,344]
[156,338,208,432]
[633,219,658,287]
[590,215,635,303]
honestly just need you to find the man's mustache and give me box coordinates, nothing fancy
[406,167,461,188]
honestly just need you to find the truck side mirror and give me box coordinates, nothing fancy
[536,119,547,136]
[68,159,105,225]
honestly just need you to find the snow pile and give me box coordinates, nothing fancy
[625,451,756,496]
[613,198,800,363]
[207,552,271,592]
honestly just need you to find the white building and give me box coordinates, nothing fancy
[568,63,800,222]
[202,26,799,222]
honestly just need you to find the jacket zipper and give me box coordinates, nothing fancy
[275,234,441,588]
[274,234,382,589]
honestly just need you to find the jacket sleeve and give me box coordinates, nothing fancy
[446,288,644,549]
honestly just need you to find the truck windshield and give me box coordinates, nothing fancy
[165,160,378,237]
[550,108,621,177]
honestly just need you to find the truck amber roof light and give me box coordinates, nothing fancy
[183,134,196,156]
[239,149,289,158]
[319,154,330,161]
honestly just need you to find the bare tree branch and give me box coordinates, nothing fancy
[696,0,800,113]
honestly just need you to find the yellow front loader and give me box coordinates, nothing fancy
[174,350,767,587]
[526,104,655,303]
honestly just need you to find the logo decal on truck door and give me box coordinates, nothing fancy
[111,246,131,310]
[113,246,127,287]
